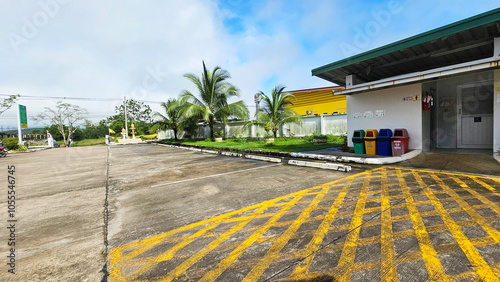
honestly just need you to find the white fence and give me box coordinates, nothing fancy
[158,114,347,140]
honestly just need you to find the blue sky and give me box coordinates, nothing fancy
[0,0,499,128]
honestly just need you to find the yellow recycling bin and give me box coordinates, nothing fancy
[364,129,378,155]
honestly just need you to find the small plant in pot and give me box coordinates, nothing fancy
[214,131,223,142]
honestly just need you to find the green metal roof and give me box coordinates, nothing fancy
[312,8,500,84]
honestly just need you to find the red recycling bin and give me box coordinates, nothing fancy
[391,128,409,156]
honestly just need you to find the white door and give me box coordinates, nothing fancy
[457,82,493,149]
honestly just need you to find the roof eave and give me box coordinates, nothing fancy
[312,8,500,78]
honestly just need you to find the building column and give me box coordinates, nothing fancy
[494,69,500,155]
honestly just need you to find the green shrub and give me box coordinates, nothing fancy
[16,145,28,151]
[2,138,19,150]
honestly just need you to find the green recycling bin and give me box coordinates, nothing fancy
[352,130,365,154]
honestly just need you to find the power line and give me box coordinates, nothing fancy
[0,94,164,104]
[0,94,258,106]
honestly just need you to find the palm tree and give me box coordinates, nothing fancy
[255,85,302,138]
[181,61,249,139]
[151,98,184,140]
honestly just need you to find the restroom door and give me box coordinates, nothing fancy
[457,82,493,149]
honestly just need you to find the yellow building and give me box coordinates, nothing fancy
[284,86,346,116]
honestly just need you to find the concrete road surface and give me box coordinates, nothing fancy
[2,144,500,281]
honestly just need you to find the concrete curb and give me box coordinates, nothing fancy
[221,152,243,157]
[155,142,420,172]
[201,149,219,154]
[290,149,421,164]
[245,155,282,163]
[288,160,352,172]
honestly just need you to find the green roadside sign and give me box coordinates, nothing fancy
[19,104,27,128]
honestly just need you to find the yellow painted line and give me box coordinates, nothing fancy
[414,171,499,281]
[160,204,271,282]
[450,176,500,219]
[290,178,355,279]
[431,174,500,249]
[129,221,221,280]
[471,177,499,192]
[243,186,330,281]
[379,167,397,282]
[198,193,305,282]
[397,169,450,282]
[387,166,500,182]
[335,171,371,281]
[109,169,374,281]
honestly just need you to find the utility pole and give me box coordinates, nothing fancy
[254,94,260,112]
[124,96,128,138]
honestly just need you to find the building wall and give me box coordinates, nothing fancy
[286,87,346,116]
[495,69,500,154]
[346,84,423,149]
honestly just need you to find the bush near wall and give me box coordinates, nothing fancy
[2,137,19,150]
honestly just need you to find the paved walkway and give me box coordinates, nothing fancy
[110,167,500,281]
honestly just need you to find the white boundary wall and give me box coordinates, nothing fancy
[158,114,347,140]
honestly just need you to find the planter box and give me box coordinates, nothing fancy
[264,138,274,143]
[313,138,327,144]
[215,137,223,142]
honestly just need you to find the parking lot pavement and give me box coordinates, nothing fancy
[0,146,108,282]
[110,165,500,281]
[106,145,359,278]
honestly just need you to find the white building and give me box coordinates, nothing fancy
[312,8,500,154]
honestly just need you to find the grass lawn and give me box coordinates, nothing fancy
[160,136,344,153]
[72,138,106,147]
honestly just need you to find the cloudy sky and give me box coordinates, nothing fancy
[1,0,498,129]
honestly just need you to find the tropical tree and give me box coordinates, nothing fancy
[0,95,19,115]
[33,101,88,147]
[180,61,249,139]
[255,85,302,138]
[151,98,188,140]
[106,99,153,135]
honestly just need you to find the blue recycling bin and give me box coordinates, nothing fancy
[377,128,393,156]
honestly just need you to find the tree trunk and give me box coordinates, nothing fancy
[173,128,178,140]
[209,123,214,139]
[273,129,277,138]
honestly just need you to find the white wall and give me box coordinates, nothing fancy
[494,69,500,154]
[347,83,423,149]
[158,114,348,140]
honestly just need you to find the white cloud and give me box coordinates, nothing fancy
[1,0,499,129]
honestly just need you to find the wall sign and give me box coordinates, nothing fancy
[375,109,386,117]
[474,117,482,123]
[353,112,362,119]
[403,95,420,101]
[364,111,373,118]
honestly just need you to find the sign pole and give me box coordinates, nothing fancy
[17,103,22,145]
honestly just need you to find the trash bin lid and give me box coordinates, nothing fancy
[352,130,365,139]
[378,128,393,138]
[392,128,409,138]
[364,129,378,139]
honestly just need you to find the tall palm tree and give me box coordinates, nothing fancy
[151,98,184,140]
[256,85,302,138]
[181,61,248,139]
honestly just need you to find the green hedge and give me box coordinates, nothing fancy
[2,138,19,150]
